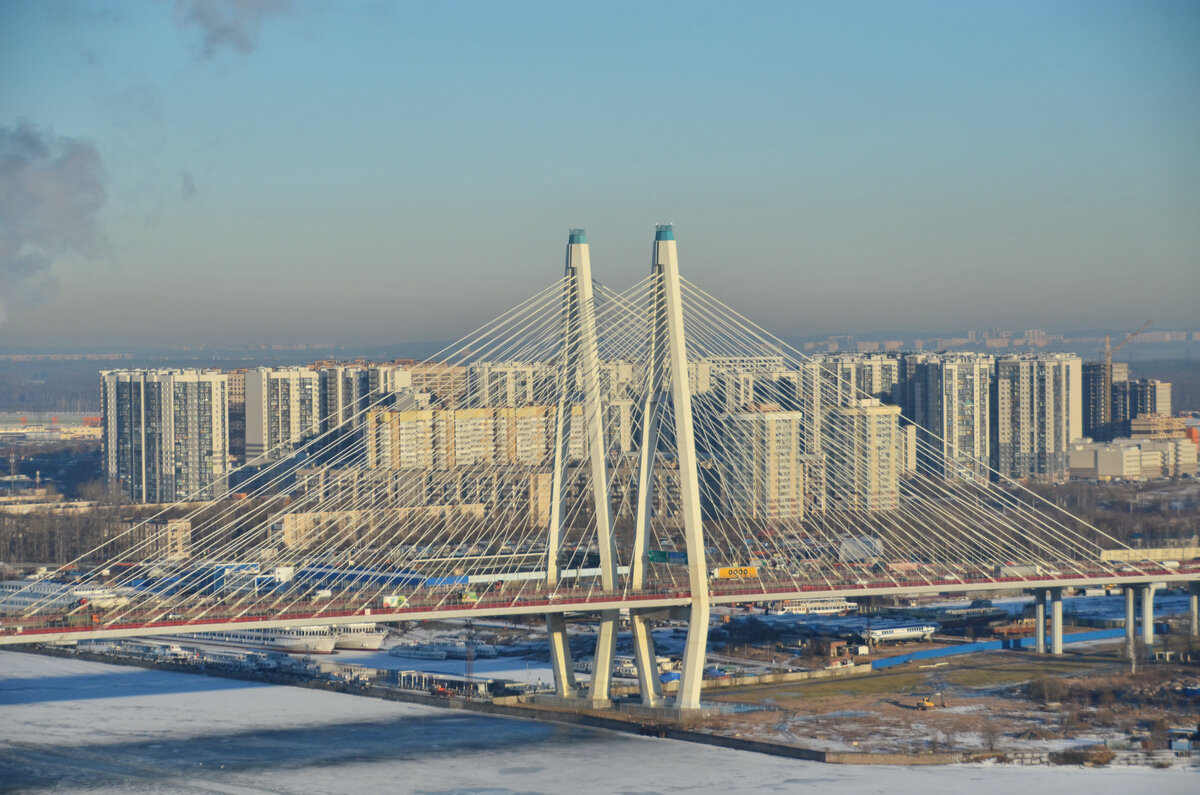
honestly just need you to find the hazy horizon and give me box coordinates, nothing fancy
[2,1,1198,348]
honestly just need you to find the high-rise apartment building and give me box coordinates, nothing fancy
[902,353,992,480]
[245,367,320,461]
[711,368,759,413]
[366,403,632,471]
[825,398,900,511]
[895,422,917,478]
[226,369,247,462]
[719,405,807,520]
[766,363,825,455]
[319,365,371,433]
[812,353,902,403]
[813,356,859,407]
[1082,361,1128,440]
[849,354,902,402]
[100,369,229,503]
[991,353,1082,479]
[409,363,468,407]
[1116,378,1172,421]
[367,362,414,404]
[467,362,554,407]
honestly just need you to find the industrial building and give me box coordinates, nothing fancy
[1069,437,1198,480]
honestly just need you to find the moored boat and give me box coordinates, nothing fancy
[332,623,387,650]
[389,643,448,660]
[166,626,337,654]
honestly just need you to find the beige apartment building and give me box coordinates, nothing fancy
[825,398,901,511]
[366,402,633,472]
[719,404,807,521]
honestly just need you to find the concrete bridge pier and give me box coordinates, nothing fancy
[1141,584,1156,649]
[1124,586,1136,658]
[630,610,664,707]
[545,613,579,697]
[1190,582,1199,637]
[1049,588,1064,655]
[1033,590,1047,654]
[587,610,620,703]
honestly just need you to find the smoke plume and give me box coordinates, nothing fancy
[0,122,109,325]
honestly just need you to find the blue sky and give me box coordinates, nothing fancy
[1,0,1197,348]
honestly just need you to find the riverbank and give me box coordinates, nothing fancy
[4,649,1196,795]
[12,643,1197,770]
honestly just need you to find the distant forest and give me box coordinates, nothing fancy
[1,356,1198,414]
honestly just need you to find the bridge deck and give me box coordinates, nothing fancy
[3,567,1195,646]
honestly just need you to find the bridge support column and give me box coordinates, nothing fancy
[1050,588,1063,655]
[630,610,663,706]
[1187,582,1200,637]
[547,229,620,708]
[546,613,578,697]
[1141,584,1155,649]
[647,225,710,711]
[587,610,619,703]
[1034,591,1046,654]
[1124,587,1136,659]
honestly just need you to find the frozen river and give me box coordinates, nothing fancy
[1,651,1195,794]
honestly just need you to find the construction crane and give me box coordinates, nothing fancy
[1099,320,1153,438]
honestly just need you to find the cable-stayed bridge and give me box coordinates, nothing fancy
[3,226,1198,710]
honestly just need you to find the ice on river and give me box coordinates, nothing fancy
[1,650,1195,794]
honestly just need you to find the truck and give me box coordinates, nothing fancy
[711,566,759,580]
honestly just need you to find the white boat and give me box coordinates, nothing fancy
[167,626,337,654]
[768,597,859,616]
[332,623,387,650]
[612,656,638,678]
[389,643,448,660]
[434,639,497,659]
[864,624,939,644]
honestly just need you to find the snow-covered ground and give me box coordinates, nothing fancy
[1,650,1196,794]
[341,646,562,685]
[336,622,693,684]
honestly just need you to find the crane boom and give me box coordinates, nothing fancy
[1110,320,1153,360]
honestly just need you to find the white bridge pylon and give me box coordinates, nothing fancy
[544,226,712,709]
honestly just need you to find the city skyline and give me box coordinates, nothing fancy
[2,1,1198,348]
[5,3,1200,780]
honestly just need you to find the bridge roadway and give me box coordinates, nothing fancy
[1,566,1196,646]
